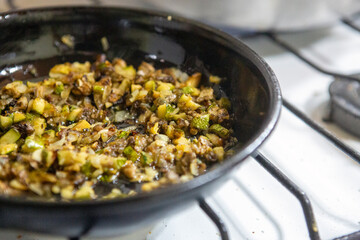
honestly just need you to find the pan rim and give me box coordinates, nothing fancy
[0,6,282,208]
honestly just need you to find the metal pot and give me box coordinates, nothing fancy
[136,0,360,30]
[0,7,281,238]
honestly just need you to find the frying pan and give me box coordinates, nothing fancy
[0,7,281,238]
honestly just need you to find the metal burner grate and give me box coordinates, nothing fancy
[240,16,360,240]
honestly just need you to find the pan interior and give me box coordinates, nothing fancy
[0,7,275,201]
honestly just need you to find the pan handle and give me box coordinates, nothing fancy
[198,198,230,240]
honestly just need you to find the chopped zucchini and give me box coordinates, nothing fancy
[118,65,136,79]
[0,116,13,129]
[0,143,17,154]
[157,104,177,120]
[13,112,26,123]
[93,85,104,94]
[209,75,221,84]
[54,82,64,94]
[67,108,82,121]
[131,84,142,92]
[178,94,201,110]
[206,133,223,146]
[32,117,46,136]
[185,73,201,87]
[191,114,210,130]
[57,150,87,166]
[144,80,156,91]
[81,161,93,177]
[157,82,174,92]
[74,183,95,200]
[118,131,130,139]
[118,79,131,97]
[123,146,140,162]
[182,86,200,96]
[62,105,70,114]
[0,129,20,144]
[209,124,230,138]
[149,122,159,134]
[213,146,225,161]
[31,98,46,115]
[42,149,55,167]
[72,120,91,131]
[219,97,231,109]
[157,104,167,119]
[141,152,153,165]
[115,157,127,169]
[43,130,56,139]
[22,137,44,152]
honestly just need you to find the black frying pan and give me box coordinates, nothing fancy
[0,7,281,239]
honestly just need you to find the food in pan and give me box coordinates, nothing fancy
[0,55,237,200]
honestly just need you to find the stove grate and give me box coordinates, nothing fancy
[245,17,360,240]
[253,152,320,240]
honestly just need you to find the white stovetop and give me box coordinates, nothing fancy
[1,3,360,240]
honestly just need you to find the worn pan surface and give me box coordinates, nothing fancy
[0,7,281,238]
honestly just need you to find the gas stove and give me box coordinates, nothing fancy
[1,1,360,240]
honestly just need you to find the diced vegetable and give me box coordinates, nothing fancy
[123,146,140,162]
[185,73,201,87]
[31,98,46,115]
[61,105,70,114]
[157,104,176,120]
[32,117,46,136]
[0,143,17,154]
[178,94,201,111]
[157,104,167,119]
[182,86,200,96]
[93,85,104,94]
[191,114,210,130]
[0,56,237,200]
[213,147,225,161]
[13,112,26,123]
[115,65,136,79]
[81,161,93,177]
[57,150,87,166]
[10,179,27,190]
[67,108,82,121]
[54,82,64,94]
[157,82,174,92]
[209,124,230,138]
[42,149,55,168]
[209,75,221,84]
[22,137,44,152]
[118,79,131,97]
[131,84,142,92]
[0,129,21,145]
[149,122,159,134]
[74,183,95,200]
[206,133,223,146]
[115,157,127,169]
[72,120,91,131]
[43,130,56,139]
[118,131,130,139]
[219,97,231,109]
[144,80,156,91]
[114,111,132,122]
[141,152,153,165]
[173,136,189,145]
[75,186,95,200]
[0,116,13,129]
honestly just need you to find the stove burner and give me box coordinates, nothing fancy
[329,76,360,137]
